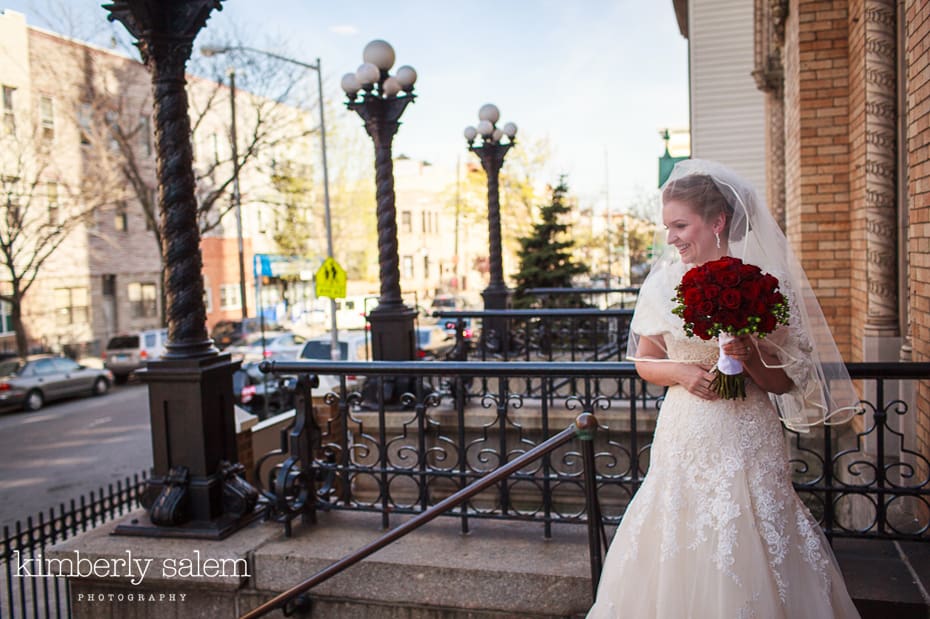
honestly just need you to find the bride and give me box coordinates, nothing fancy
[587,160,861,618]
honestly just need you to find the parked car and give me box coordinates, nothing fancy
[0,355,113,412]
[211,318,276,350]
[430,294,466,310]
[226,331,307,364]
[415,325,454,360]
[297,331,369,393]
[334,296,374,331]
[440,316,478,341]
[232,362,296,420]
[103,328,168,384]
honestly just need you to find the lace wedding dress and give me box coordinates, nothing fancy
[587,273,860,619]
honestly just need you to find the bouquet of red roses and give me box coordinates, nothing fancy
[672,256,789,399]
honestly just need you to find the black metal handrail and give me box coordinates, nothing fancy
[259,359,930,543]
[241,411,604,619]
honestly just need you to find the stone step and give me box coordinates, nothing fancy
[54,509,929,618]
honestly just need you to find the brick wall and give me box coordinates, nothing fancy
[784,0,853,359]
[905,0,930,475]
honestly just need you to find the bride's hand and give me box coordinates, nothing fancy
[721,334,755,362]
[676,364,719,400]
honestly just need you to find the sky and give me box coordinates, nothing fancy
[2,0,690,213]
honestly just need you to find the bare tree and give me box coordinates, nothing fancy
[443,134,554,284]
[80,38,322,324]
[0,121,119,355]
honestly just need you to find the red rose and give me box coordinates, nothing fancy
[761,274,779,291]
[697,300,715,316]
[694,320,714,339]
[718,311,739,328]
[752,301,768,316]
[684,288,703,307]
[703,284,721,300]
[760,313,777,333]
[742,280,762,300]
[739,263,759,279]
[719,270,740,288]
[720,288,741,309]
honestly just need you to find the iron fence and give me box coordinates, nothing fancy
[259,360,930,543]
[435,309,634,369]
[1,472,148,619]
[524,286,641,310]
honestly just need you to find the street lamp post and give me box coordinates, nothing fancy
[201,45,340,359]
[464,105,517,349]
[340,40,418,363]
[227,67,248,319]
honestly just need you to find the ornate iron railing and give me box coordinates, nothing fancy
[242,410,605,619]
[257,360,930,543]
[524,286,641,310]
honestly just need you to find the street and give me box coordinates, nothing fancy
[0,383,151,529]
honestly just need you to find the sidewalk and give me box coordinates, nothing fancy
[834,538,930,619]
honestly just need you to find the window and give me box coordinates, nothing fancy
[105,110,119,151]
[54,287,89,326]
[2,86,14,134]
[39,96,54,141]
[128,282,157,319]
[0,300,12,334]
[114,204,128,232]
[219,284,242,310]
[52,357,80,373]
[421,211,427,234]
[32,358,57,376]
[47,182,59,225]
[139,115,152,156]
[4,178,20,229]
[402,255,414,279]
[212,132,220,165]
[102,274,116,297]
[78,103,92,145]
[423,255,430,279]
[145,188,156,231]
[203,275,212,312]
[401,210,412,234]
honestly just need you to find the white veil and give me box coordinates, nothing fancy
[627,159,860,432]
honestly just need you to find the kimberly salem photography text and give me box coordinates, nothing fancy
[11,549,249,586]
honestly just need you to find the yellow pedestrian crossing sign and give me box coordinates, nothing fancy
[315,258,347,299]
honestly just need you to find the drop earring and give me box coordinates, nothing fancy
[715,231,721,249]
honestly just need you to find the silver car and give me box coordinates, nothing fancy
[0,355,114,412]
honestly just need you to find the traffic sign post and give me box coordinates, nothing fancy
[315,257,347,299]
[315,258,347,360]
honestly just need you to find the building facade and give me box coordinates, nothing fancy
[0,10,322,354]
[675,0,768,196]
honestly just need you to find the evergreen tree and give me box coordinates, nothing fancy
[512,178,588,308]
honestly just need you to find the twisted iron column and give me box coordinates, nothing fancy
[106,0,217,358]
[107,0,259,538]
[471,141,514,352]
[473,142,512,299]
[348,95,417,362]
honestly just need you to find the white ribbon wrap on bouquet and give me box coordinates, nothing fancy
[716,333,743,376]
